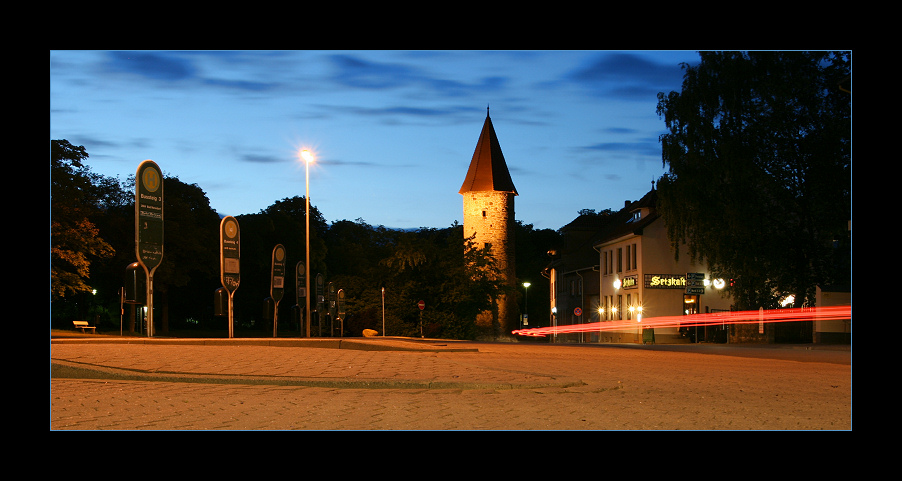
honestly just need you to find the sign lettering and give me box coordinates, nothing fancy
[621,275,638,289]
[645,274,686,289]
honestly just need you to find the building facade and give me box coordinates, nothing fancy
[547,187,734,344]
[595,188,733,344]
[459,109,518,339]
[547,186,849,344]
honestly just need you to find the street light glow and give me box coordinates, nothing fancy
[301,149,314,163]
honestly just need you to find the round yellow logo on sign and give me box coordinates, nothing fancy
[224,219,238,238]
[142,167,160,192]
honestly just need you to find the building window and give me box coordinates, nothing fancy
[570,278,582,296]
[626,245,631,270]
[617,248,622,273]
[632,243,637,270]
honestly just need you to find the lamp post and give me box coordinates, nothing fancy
[301,149,314,338]
[522,282,531,329]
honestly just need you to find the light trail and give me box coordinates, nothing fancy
[511,305,852,337]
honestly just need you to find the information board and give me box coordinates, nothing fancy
[135,160,163,272]
[271,244,286,303]
[220,216,240,294]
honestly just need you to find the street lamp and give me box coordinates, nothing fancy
[301,149,314,337]
[522,282,531,328]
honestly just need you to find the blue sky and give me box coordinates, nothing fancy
[50,50,700,230]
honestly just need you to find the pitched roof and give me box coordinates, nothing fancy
[459,110,518,195]
[594,188,660,246]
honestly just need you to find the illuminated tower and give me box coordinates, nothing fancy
[459,108,518,339]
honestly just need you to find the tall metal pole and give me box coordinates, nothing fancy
[228,292,234,338]
[304,151,312,338]
[146,271,154,337]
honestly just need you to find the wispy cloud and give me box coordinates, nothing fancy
[103,51,284,92]
[105,51,197,81]
[581,141,662,159]
[567,52,688,100]
[326,52,509,99]
[327,54,420,89]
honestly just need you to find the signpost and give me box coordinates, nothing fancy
[271,244,286,337]
[316,274,324,311]
[337,288,346,338]
[296,261,305,334]
[328,282,336,336]
[135,160,163,337]
[418,300,425,338]
[220,216,240,338]
[686,272,706,295]
[316,273,324,336]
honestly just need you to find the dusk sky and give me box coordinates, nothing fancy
[50,50,701,231]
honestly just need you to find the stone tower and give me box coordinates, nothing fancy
[459,108,518,339]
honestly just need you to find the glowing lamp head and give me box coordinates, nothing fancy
[301,149,314,163]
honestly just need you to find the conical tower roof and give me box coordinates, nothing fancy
[459,109,518,195]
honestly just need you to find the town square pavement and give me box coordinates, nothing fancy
[50,335,851,430]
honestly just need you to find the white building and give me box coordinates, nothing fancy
[594,187,734,344]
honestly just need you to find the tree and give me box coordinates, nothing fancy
[655,51,851,309]
[231,197,328,331]
[379,226,502,339]
[50,140,115,300]
[151,176,222,331]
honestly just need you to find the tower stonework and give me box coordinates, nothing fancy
[459,109,518,339]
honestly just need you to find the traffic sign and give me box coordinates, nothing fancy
[338,289,346,317]
[220,216,240,294]
[418,300,426,310]
[135,160,163,272]
[574,307,582,316]
[135,160,163,337]
[316,273,324,311]
[295,262,305,300]
[686,272,705,295]
[271,244,286,303]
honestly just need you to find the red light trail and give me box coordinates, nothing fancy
[511,306,851,337]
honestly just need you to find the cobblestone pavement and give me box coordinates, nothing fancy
[50,337,852,430]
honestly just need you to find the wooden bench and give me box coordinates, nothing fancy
[73,320,96,333]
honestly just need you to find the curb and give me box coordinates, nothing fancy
[50,336,480,352]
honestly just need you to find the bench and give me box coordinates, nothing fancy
[73,320,96,333]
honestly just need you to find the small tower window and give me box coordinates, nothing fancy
[482,210,487,217]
